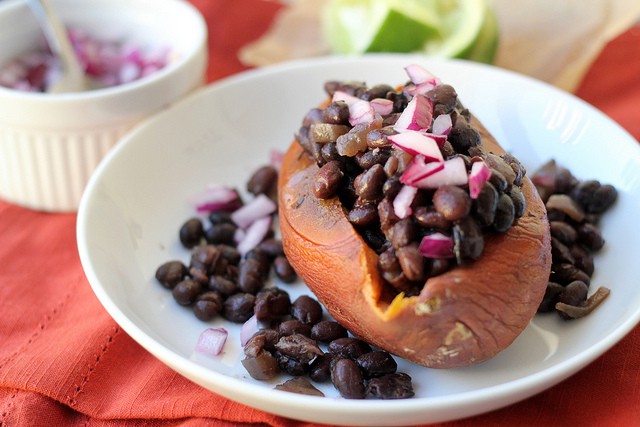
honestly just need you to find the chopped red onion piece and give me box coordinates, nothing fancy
[468,161,492,199]
[432,114,453,136]
[388,131,443,162]
[332,90,360,106]
[403,80,440,96]
[195,328,228,356]
[413,157,468,189]
[393,95,433,132]
[418,232,454,259]
[236,215,272,255]
[231,194,277,229]
[400,155,445,185]
[369,98,394,116]
[234,227,246,244]
[404,64,441,86]
[349,99,376,126]
[393,185,418,219]
[240,314,259,347]
[191,185,241,213]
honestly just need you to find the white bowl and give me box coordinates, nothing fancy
[0,0,207,212]
[77,56,640,426]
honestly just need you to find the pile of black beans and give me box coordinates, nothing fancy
[295,79,528,296]
[153,164,414,399]
[154,165,298,323]
[532,160,616,319]
[243,290,414,399]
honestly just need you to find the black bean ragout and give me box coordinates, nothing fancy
[295,79,528,297]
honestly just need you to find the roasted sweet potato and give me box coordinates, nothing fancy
[278,105,552,368]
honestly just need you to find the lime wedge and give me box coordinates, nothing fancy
[324,0,441,55]
[323,0,499,63]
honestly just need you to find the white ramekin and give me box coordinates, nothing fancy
[0,0,208,212]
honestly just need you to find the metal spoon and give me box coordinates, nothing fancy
[27,0,88,93]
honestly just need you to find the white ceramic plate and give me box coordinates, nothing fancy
[77,55,640,426]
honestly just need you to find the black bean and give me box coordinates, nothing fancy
[509,185,526,218]
[208,275,237,297]
[208,211,233,225]
[557,280,589,307]
[237,259,265,294]
[366,372,414,399]
[291,295,323,325]
[258,238,283,258]
[190,244,221,273]
[328,337,372,359]
[278,319,312,337]
[484,154,516,186]
[222,293,256,323]
[396,243,426,282]
[204,223,237,245]
[588,184,617,213]
[172,279,201,305]
[413,207,452,231]
[488,169,508,192]
[425,84,457,115]
[433,185,471,221]
[193,291,223,321]
[493,193,515,232]
[311,320,349,343]
[322,101,350,124]
[320,141,341,163]
[274,256,297,283]
[356,148,390,170]
[331,358,365,399]
[382,176,402,200]
[473,182,499,227]
[571,245,595,276]
[309,353,338,382]
[361,228,387,253]
[551,237,575,265]
[377,197,399,233]
[550,263,590,286]
[550,221,578,245]
[179,218,204,248]
[570,180,600,209]
[189,266,208,285]
[356,351,397,379]
[447,121,480,153]
[302,107,323,126]
[254,287,291,322]
[390,218,418,249]
[244,248,271,277]
[348,203,378,227]
[276,352,307,376]
[354,164,386,202]
[247,165,278,196]
[577,223,605,251]
[314,160,344,199]
[538,282,564,313]
[155,260,188,289]
[363,84,394,101]
[453,216,484,263]
[275,333,323,363]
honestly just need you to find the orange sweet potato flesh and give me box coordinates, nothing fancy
[278,115,552,368]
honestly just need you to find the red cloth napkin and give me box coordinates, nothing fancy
[1,1,639,426]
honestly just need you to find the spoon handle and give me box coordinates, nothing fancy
[27,0,87,93]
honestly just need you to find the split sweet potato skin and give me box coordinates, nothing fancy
[278,115,552,368]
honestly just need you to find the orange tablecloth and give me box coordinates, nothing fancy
[1,2,639,426]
